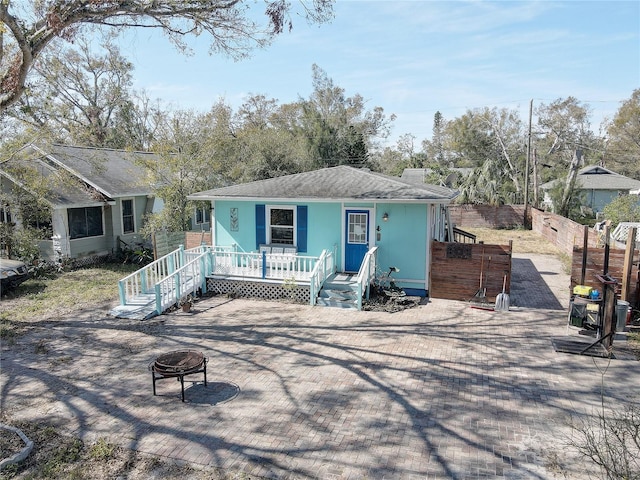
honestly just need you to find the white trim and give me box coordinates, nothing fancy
[210,201,217,246]
[425,205,435,294]
[194,205,208,225]
[266,205,296,246]
[120,197,136,234]
[189,195,456,205]
[67,205,106,241]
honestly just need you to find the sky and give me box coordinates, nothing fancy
[116,1,639,146]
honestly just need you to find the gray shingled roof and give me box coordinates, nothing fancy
[541,165,640,191]
[1,144,159,208]
[190,166,458,203]
[41,144,156,198]
[400,167,473,186]
[0,156,102,208]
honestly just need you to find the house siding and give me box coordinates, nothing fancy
[213,199,430,291]
[586,189,628,213]
[374,203,428,290]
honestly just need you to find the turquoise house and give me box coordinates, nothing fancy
[189,166,458,305]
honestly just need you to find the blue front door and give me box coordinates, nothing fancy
[344,210,369,272]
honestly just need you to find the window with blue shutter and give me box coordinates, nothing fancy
[255,204,266,249]
[297,205,307,253]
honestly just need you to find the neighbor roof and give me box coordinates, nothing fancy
[189,165,458,203]
[541,165,640,191]
[0,156,102,208]
[1,143,159,208]
[36,144,156,198]
[400,167,472,186]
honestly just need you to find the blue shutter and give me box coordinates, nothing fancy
[256,204,266,249]
[297,205,308,253]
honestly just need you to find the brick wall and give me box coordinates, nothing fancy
[185,231,212,250]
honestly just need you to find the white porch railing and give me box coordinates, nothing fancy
[354,246,378,310]
[117,243,338,314]
[309,248,337,306]
[154,250,210,314]
[117,245,231,311]
[118,246,184,306]
[208,250,319,282]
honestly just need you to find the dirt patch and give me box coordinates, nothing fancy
[362,290,423,313]
[0,420,243,480]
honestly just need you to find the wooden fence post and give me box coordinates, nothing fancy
[621,227,637,302]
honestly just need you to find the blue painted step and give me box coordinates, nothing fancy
[317,273,361,309]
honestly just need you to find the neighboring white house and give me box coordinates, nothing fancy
[541,165,640,214]
[0,144,163,260]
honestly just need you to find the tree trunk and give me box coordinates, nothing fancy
[558,150,583,217]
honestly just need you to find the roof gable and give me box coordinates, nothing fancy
[541,165,640,191]
[34,144,156,198]
[190,166,458,203]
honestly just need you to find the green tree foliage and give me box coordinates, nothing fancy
[534,97,602,180]
[605,89,640,178]
[422,111,447,166]
[139,110,224,234]
[6,35,138,148]
[0,0,334,111]
[298,64,392,168]
[444,107,525,204]
[602,194,640,227]
[545,175,586,221]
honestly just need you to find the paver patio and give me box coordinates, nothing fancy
[1,253,638,479]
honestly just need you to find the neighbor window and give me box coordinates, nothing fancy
[122,199,135,234]
[195,206,208,225]
[0,205,11,224]
[268,206,295,245]
[68,207,103,239]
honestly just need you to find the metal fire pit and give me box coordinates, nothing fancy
[150,350,207,402]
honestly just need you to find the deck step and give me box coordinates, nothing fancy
[109,293,158,320]
[316,297,358,309]
[109,303,159,320]
[320,288,358,300]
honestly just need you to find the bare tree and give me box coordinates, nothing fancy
[0,0,334,111]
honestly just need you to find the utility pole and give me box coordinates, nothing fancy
[524,99,533,228]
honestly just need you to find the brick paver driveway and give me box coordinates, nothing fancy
[2,254,639,479]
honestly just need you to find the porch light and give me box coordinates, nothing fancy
[382,212,389,222]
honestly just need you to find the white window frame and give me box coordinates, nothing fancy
[266,205,296,245]
[121,198,136,234]
[68,206,106,240]
[195,206,208,225]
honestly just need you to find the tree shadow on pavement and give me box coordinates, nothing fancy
[510,258,564,310]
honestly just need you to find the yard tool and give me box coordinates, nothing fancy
[471,249,487,302]
[469,253,495,311]
[495,273,510,312]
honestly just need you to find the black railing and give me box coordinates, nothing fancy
[452,227,476,243]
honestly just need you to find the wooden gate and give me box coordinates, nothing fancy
[430,241,512,302]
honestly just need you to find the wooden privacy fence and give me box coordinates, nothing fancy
[571,247,639,307]
[153,231,212,259]
[430,241,512,302]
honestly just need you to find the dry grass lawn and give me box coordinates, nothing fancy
[462,227,566,255]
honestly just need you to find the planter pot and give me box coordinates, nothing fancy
[182,303,191,313]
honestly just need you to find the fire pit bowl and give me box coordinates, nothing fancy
[150,350,207,402]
